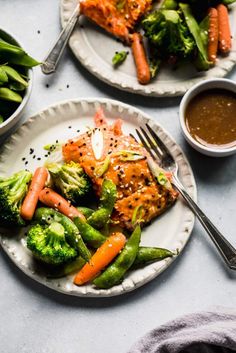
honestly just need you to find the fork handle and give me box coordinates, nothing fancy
[41,4,80,74]
[172,175,236,270]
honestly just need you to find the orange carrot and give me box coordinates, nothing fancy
[21,167,48,221]
[131,33,151,85]
[74,232,126,285]
[39,188,85,221]
[208,8,219,63]
[217,4,231,54]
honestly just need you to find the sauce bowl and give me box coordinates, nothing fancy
[179,78,236,157]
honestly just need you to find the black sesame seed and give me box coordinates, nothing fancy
[56,140,58,143]
[33,155,36,159]
[66,84,69,88]
[77,129,80,133]
[46,191,49,194]
[37,30,41,34]
[29,148,34,154]
[100,119,103,123]
[68,126,72,129]
[80,152,83,156]
[46,84,49,88]
[25,161,28,165]
[37,157,41,161]
[22,157,26,161]
[44,154,48,157]
[91,166,95,170]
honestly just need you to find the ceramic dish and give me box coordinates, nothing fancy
[179,78,236,157]
[60,0,236,97]
[0,98,196,297]
[0,29,33,136]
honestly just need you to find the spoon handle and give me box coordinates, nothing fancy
[41,4,80,74]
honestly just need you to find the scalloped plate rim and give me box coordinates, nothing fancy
[0,97,197,297]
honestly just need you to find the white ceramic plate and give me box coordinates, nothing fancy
[0,98,196,297]
[61,0,236,97]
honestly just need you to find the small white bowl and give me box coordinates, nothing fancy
[179,78,236,157]
[0,29,33,136]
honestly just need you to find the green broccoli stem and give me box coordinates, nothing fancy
[46,222,65,246]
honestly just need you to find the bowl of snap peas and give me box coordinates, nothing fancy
[0,28,40,135]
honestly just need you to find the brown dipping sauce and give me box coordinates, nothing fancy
[185,89,236,149]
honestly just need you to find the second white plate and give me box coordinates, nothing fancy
[61,0,236,97]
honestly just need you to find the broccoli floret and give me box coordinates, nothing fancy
[0,170,32,226]
[142,9,196,59]
[47,161,91,204]
[27,222,77,265]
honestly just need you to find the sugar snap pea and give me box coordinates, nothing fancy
[0,67,8,83]
[0,40,40,67]
[46,256,86,278]
[77,206,94,219]
[34,208,91,262]
[87,179,117,229]
[0,87,22,103]
[74,217,107,248]
[131,246,175,269]
[1,66,28,87]
[93,225,141,289]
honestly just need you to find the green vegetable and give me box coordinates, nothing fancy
[161,0,178,9]
[0,67,8,83]
[47,161,92,204]
[1,65,28,87]
[46,256,86,278]
[114,150,145,161]
[77,206,94,219]
[142,9,195,59]
[93,225,141,289]
[94,156,110,177]
[116,0,126,10]
[179,3,210,70]
[131,246,175,268]
[149,58,161,79]
[0,87,22,103]
[0,39,40,67]
[0,115,4,124]
[27,222,77,266]
[34,207,91,262]
[112,51,128,66]
[87,179,117,229]
[0,170,32,226]
[74,217,107,248]
[131,205,144,226]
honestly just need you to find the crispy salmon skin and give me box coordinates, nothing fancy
[62,109,178,230]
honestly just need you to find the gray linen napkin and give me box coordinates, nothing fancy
[128,308,236,353]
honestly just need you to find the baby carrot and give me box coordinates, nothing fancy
[21,167,48,221]
[73,232,126,285]
[217,4,231,54]
[131,33,151,85]
[208,8,219,63]
[39,188,85,221]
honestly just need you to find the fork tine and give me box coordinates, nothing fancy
[140,127,163,160]
[146,124,171,158]
[135,129,157,161]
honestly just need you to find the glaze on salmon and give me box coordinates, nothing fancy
[62,109,178,230]
[80,0,153,42]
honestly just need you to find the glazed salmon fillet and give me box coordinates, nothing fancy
[62,109,178,230]
[80,0,153,41]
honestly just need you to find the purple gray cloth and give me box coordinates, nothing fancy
[128,308,236,353]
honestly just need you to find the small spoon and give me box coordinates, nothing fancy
[41,4,80,74]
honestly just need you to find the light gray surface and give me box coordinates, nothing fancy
[0,1,236,353]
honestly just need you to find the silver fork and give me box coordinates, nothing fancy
[136,123,236,270]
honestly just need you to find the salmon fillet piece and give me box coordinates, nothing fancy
[62,109,178,230]
[80,0,153,41]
